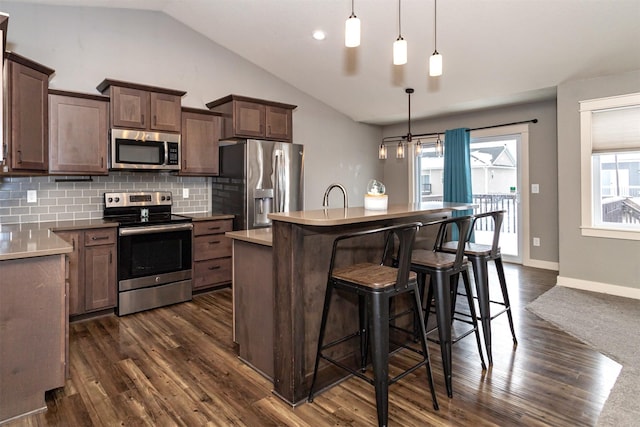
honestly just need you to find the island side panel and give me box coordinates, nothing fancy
[0,254,66,423]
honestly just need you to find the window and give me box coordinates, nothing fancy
[580,93,640,240]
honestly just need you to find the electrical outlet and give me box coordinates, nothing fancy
[531,184,539,194]
[183,188,189,199]
[533,237,540,247]
[27,190,37,203]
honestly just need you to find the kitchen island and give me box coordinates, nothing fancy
[267,202,473,405]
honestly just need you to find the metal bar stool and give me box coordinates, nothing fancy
[308,222,439,427]
[441,210,518,365]
[410,215,486,398]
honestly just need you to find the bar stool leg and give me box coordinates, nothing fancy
[431,270,454,398]
[461,268,487,370]
[359,295,369,371]
[470,256,493,365]
[412,283,439,411]
[368,291,390,427]
[308,280,335,403]
[495,257,517,346]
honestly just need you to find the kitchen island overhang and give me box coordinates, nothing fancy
[267,202,474,405]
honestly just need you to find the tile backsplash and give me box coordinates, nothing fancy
[0,172,211,225]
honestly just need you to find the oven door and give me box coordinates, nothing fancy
[118,223,192,291]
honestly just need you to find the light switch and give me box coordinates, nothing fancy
[27,190,37,203]
[531,184,539,194]
[183,188,189,199]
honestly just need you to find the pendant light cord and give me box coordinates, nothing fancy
[406,88,413,142]
[434,0,438,52]
[398,0,402,38]
[350,0,356,18]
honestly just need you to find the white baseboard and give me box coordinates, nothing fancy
[556,275,640,300]
[523,259,559,271]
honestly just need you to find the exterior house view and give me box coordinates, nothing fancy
[0,1,639,426]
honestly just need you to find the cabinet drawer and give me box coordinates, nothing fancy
[84,228,116,246]
[193,257,232,289]
[194,234,231,261]
[193,219,233,236]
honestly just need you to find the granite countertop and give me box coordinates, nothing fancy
[267,202,474,226]
[226,228,273,247]
[178,212,235,221]
[0,219,117,261]
[0,227,72,261]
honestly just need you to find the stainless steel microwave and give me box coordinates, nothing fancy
[110,129,181,171]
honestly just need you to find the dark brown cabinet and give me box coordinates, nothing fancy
[206,95,295,142]
[97,79,185,133]
[49,90,109,175]
[56,227,117,316]
[180,108,222,176]
[2,52,54,174]
[192,219,233,291]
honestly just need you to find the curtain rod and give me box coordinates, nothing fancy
[382,118,538,143]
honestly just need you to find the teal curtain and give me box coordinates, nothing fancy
[443,128,472,239]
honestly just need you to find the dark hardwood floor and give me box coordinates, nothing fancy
[8,264,619,426]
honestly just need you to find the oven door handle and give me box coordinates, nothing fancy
[119,223,193,236]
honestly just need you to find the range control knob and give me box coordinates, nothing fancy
[161,196,166,201]
[166,195,171,201]
[107,197,113,203]
[114,197,120,203]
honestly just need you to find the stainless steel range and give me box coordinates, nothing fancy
[104,191,192,316]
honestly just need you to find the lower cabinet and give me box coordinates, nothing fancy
[56,227,117,316]
[193,219,233,291]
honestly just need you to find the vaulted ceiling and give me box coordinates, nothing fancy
[9,0,640,125]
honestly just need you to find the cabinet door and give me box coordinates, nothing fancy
[266,105,292,142]
[111,86,148,129]
[56,231,84,316]
[84,244,117,312]
[150,92,182,132]
[8,61,49,171]
[49,94,109,174]
[181,111,221,176]
[234,101,265,138]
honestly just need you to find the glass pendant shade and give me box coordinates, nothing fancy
[345,15,360,47]
[378,144,387,159]
[435,137,443,157]
[429,52,443,76]
[396,142,405,159]
[393,37,407,65]
[415,140,422,156]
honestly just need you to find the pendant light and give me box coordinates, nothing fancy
[415,139,422,156]
[378,143,388,159]
[435,134,443,157]
[345,0,360,48]
[393,0,407,65]
[429,0,443,76]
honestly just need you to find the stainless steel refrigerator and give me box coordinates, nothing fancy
[211,139,304,230]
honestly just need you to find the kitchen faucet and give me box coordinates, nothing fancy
[322,183,348,208]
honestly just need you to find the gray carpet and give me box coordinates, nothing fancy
[526,286,640,427]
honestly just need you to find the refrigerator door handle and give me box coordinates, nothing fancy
[274,149,283,212]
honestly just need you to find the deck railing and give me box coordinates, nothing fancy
[421,192,517,233]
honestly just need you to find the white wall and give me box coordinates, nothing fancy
[0,2,381,211]
[557,69,640,297]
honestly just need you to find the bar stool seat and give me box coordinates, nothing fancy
[440,210,518,365]
[308,222,438,427]
[410,215,486,398]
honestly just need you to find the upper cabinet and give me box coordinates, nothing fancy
[180,108,223,176]
[2,52,54,174]
[97,79,185,133]
[49,90,110,175]
[206,95,296,143]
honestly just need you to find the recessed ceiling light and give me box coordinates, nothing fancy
[312,30,326,41]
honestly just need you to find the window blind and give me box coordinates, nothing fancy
[591,105,640,153]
